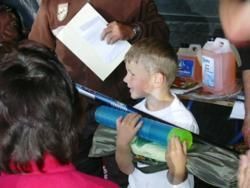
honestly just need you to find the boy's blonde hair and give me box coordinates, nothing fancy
[125,38,178,87]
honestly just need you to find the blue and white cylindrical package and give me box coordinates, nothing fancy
[95,105,193,147]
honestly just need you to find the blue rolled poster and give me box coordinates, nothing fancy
[95,105,193,148]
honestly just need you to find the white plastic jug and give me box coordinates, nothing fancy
[201,37,237,95]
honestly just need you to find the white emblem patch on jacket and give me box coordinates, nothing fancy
[57,3,69,22]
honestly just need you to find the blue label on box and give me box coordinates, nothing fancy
[177,59,194,78]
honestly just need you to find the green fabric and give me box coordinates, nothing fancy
[187,140,238,188]
[89,126,239,188]
[88,125,117,157]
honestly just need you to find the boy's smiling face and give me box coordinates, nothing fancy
[123,60,152,99]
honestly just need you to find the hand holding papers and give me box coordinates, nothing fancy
[57,3,131,81]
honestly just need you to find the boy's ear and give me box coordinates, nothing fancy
[153,72,165,87]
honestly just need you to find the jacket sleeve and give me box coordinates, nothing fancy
[28,0,56,50]
[132,0,169,43]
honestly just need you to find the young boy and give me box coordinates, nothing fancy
[115,38,199,188]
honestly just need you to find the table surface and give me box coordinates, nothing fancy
[175,87,243,107]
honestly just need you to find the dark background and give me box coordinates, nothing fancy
[156,0,222,48]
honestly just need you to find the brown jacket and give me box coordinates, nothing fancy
[29,0,169,101]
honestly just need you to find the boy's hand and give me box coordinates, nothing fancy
[115,113,141,175]
[116,113,142,147]
[166,137,188,185]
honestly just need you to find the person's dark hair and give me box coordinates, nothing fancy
[0,40,84,173]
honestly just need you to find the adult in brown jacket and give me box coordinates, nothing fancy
[29,0,169,186]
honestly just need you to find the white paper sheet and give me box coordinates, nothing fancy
[230,101,245,120]
[56,3,131,81]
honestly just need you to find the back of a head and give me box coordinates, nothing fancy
[125,38,178,87]
[0,40,83,173]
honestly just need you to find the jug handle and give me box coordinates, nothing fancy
[189,44,201,52]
